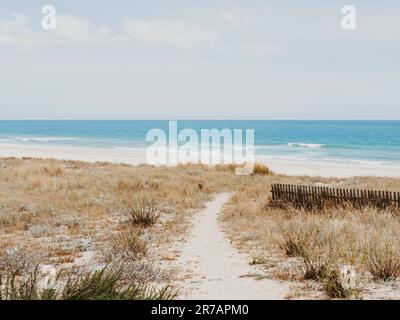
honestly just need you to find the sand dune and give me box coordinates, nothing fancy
[1,143,399,178]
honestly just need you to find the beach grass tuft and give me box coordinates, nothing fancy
[252,163,272,175]
[0,267,176,300]
[124,195,159,227]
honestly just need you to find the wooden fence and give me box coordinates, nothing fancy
[271,184,400,210]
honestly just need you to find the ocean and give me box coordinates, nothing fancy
[0,120,399,167]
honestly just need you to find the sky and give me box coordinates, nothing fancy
[0,0,399,120]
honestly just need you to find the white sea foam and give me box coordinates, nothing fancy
[114,146,147,152]
[14,137,79,142]
[349,159,385,166]
[257,155,311,162]
[288,142,324,148]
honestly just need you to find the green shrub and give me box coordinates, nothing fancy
[322,265,362,299]
[0,267,176,300]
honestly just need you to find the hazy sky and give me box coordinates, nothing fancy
[0,0,399,119]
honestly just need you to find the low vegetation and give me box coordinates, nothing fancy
[1,157,400,299]
[0,267,176,300]
[124,195,160,227]
[222,183,400,299]
[0,158,245,300]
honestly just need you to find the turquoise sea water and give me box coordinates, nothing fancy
[0,121,399,167]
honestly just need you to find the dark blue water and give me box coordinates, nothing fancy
[0,120,399,166]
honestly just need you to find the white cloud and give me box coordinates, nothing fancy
[123,18,219,48]
[0,13,109,48]
[14,12,29,24]
[0,12,273,56]
[0,13,32,46]
[0,13,219,49]
[243,41,280,57]
[220,11,257,25]
[55,15,110,42]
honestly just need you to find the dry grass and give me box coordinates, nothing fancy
[0,158,248,296]
[215,162,272,175]
[252,163,272,175]
[102,228,147,263]
[1,157,400,299]
[222,176,400,299]
[124,195,159,227]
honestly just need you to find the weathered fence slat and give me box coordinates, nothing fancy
[271,184,399,210]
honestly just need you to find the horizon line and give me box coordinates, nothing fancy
[0,119,399,121]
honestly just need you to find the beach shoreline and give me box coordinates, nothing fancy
[0,142,399,178]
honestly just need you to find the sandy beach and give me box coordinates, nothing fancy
[0,143,147,165]
[0,143,399,178]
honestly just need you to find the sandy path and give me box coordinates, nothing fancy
[176,193,290,300]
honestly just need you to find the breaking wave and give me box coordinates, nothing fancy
[287,142,324,148]
[14,137,79,142]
